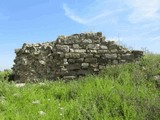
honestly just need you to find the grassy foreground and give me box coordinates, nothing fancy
[0,54,160,120]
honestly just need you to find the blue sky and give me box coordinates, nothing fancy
[0,0,160,70]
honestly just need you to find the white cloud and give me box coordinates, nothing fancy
[62,2,123,25]
[125,0,160,23]
[62,3,87,24]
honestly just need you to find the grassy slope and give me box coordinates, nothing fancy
[0,54,160,120]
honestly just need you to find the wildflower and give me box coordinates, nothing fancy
[0,96,5,104]
[13,93,20,97]
[48,99,51,101]
[15,83,25,87]
[39,83,45,85]
[60,113,63,116]
[38,111,46,115]
[60,107,64,110]
[0,96,5,99]
[32,100,40,104]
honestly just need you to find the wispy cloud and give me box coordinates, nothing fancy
[125,0,160,23]
[62,3,87,24]
[62,2,123,25]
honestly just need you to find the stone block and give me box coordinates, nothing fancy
[87,50,97,53]
[103,54,117,59]
[73,44,80,49]
[87,44,99,49]
[121,54,134,60]
[112,60,119,64]
[109,44,118,49]
[82,39,92,43]
[93,68,99,72]
[111,49,118,53]
[56,45,69,52]
[80,53,93,58]
[90,63,98,68]
[65,53,80,58]
[63,76,76,79]
[100,45,108,49]
[99,65,106,69]
[66,64,81,70]
[77,70,90,76]
[70,49,86,53]
[98,50,109,53]
[96,32,102,37]
[85,58,97,63]
[81,63,89,68]
[131,50,143,58]
[68,59,75,63]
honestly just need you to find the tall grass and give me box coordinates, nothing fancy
[0,54,160,120]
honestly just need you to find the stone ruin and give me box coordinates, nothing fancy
[12,32,143,82]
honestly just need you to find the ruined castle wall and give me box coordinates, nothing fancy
[13,32,143,82]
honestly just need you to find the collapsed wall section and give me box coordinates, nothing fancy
[13,32,143,82]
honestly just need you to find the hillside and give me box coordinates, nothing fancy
[0,54,160,120]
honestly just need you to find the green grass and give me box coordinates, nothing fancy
[0,54,160,120]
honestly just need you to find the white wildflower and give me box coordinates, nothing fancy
[0,96,5,99]
[39,83,45,85]
[38,111,46,115]
[32,100,40,104]
[13,93,20,97]
[0,96,6,104]
[15,83,25,87]
[58,103,61,106]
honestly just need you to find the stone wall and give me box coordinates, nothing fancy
[12,32,143,82]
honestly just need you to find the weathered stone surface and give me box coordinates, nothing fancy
[13,32,143,82]
[56,45,69,52]
[80,53,93,58]
[100,45,108,49]
[87,50,97,53]
[73,44,81,49]
[66,64,81,70]
[68,58,84,63]
[90,63,98,68]
[81,63,89,68]
[83,39,92,43]
[112,60,119,64]
[65,53,80,58]
[103,54,117,59]
[87,44,99,49]
[98,50,109,53]
[132,50,143,58]
[85,58,97,63]
[109,44,118,49]
[63,76,76,79]
[111,49,118,53]
[70,49,86,53]
[121,54,134,60]
[99,65,106,69]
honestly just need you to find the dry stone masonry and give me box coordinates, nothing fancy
[13,32,143,82]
